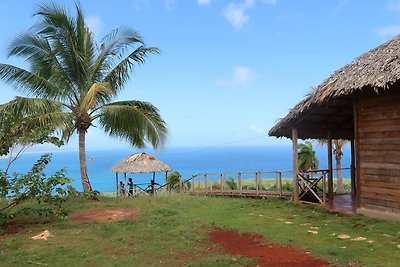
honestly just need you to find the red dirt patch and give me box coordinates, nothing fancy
[69,207,140,223]
[209,227,337,267]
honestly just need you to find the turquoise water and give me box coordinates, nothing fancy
[0,145,351,192]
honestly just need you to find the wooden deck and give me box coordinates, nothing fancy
[186,189,292,198]
[325,194,356,215]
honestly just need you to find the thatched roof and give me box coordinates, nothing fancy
[111,153,172,173]
[269,34,400,139]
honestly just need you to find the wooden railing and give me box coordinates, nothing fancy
[297,170,328,205]
[176,170,293,198]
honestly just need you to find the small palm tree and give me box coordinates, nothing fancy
[298,141,319,171]
[317,139,348,193]
[0,3,167,192]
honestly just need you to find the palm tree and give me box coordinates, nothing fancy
[317,139,348,193]
[298,141,319,171]
[0,3,167,192]
[332,139,348,193]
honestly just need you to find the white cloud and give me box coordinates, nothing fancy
[375,25,400,39]
[197,0,211,6]
[249,125,265,134]
[223,3,249,30]
[217,66,257,87]
[86,16,103,36]
[386,0,400,11]
[222,0,275,29]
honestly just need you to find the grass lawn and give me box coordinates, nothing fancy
[1,194,400,266]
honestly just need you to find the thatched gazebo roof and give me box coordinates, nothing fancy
[269,34,400,140]
[111,153,172,174]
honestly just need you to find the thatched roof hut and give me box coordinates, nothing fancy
[112,153,172,173]
[269,34,400,220]
[111,153,172,196]
[269,34,400,140]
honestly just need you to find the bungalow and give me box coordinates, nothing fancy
[269,34,400,220]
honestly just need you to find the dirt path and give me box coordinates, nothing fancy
[209,227,337,267]
[69,207,140,222]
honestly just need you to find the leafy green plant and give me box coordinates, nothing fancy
[225,177,238,190]
[167,171,181,191]
[0,153,72,221]
[212,182,221,190]
[83,190,100,201]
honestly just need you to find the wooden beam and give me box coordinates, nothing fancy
[327,131,334,200]
[351,139,356,195]
[353,96,361,208]
[115,173,119,197]
[292,128,299,202]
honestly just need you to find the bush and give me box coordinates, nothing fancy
[225,177,238,190]
[167,171,181,191]
[0,153,73,222]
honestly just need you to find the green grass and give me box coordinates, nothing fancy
[1,195,400,266]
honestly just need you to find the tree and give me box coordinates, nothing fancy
[0,108,63,175]
[0,153,72,221]
[317,139,348,193]
[0,2,167,192]
[297,140,319,171]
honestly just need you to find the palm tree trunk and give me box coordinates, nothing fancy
[335,141,345,193]
[79,128,92,192]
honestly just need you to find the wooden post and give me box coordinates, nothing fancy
[179,175,182,193]
[191,175,195,193]
[115,173,119,197]
[152,172,156,195]
[238,172,242,192]
[292,128,299,202]
[220,173,223,192]
[351,139,356,196]
[256,172,260,196]
[353,96,360,208]
[278,171,282,197]
[205,174,208,193]
[327,131,334,200]
[323,171,326,204]
[166,171,170,193]
[124,173,127,197]
[198,174,201,191]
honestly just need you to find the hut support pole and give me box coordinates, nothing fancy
[115,173,119,197]
[353,96,360,208]
[124,173,127,197]
[327,131,334,200]
[292,128,299,202]
[152,172,156,195]
[351,139,356,196]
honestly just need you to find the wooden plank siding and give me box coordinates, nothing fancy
[357,91,400,212]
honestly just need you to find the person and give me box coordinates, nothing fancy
[128,178,134,197]
[119,181,125,196]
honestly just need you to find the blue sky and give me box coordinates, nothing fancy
[0,0,399,151]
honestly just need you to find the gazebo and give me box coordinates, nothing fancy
[269,34,400,220]
[111,153,172,196]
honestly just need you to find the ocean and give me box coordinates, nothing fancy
[0,145,352,192]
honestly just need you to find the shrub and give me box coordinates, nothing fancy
[225,177,238,190]
[0,153,73,222]
[167,171,181,191]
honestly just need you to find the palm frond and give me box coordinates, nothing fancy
[2,97,74,141]
[103,45,159,93]
[80,82,112,113]
[98,100,167,148]
[0,64,66,99]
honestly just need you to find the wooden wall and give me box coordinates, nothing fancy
[357,90,400,213]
